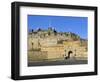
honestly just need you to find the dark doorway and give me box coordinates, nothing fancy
[65,51,73,59]
[68,51,73,58]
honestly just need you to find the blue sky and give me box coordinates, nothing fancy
[28,15,88,39]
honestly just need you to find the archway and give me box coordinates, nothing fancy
[68,51,73,58]
[65,50,73,59]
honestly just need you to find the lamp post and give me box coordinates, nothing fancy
[64,50,66,59]
[32,42,33,50]
[75,49,76,56]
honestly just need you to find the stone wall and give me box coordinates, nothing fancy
[28,51,48,62]
[28,34,88,61]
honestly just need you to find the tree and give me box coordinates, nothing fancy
[32,29,34,33]
[54,29,57,35]
[48,31,50,36]
[37,28,42,31]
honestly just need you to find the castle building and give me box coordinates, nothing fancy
[28,27,87,62]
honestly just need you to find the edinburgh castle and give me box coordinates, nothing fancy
[28,27,88,62]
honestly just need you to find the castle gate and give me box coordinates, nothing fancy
[68,51,73,58]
